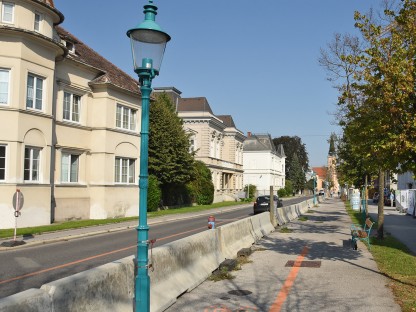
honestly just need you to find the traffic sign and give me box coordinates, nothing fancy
[12,189,24,212]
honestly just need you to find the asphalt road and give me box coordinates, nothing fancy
[0,196,310,299]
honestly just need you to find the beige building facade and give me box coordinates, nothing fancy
[154,88,246,203]
[0,0,141,228]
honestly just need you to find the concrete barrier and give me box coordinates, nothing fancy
[149,230,223,312]
[40,257,134,312]
[275,199,313,226]
[249,212,275,240]
[0,289,52,312]
[218,212,275,260]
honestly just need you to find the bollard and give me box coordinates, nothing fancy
[208,215,215,229]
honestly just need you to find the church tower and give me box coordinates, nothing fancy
[327,134,339,194]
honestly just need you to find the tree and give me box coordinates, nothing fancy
[272,136,309,179]
[284,180,294,197]
[320,0,416,238]
[288,154,305,193]
[305,178,314,192]
[147,175,162,212]
[149,93,195,205]
[244,184,257,199]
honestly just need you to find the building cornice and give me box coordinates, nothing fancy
[0,25,67,59]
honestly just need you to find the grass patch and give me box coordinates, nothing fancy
[208,267,235,282]
[298,216,308,222]
[234,256,253,270]
[0,201,245,239]
[279,226,293,233]
[307,210,316,213]
[371,235,416,311]
[344,201,416,311]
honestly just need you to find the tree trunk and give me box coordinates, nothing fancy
[377,169,385,239]
[365,175,369,218]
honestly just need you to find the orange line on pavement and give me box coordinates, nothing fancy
[0,218,239,286]
[269,246,310,312]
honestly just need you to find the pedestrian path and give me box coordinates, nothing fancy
[166,198,401,312]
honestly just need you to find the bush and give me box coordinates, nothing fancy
[243,184,257,199]
[147,175,162,211]
[186,161,214,205]
[278,188,286,198]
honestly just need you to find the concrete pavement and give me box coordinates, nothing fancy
[166,198,405,312]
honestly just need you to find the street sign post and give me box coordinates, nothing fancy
[12,189,24,241]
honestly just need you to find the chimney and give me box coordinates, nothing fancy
[247,132,251,137]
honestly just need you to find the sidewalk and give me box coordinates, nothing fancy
[166,198,402,312]
[367,202,416,255]
[0,203,250,250]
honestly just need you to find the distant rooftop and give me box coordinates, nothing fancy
[177,97,213,114]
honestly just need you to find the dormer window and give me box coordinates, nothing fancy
[65,41,75,54]
[1,2,14,24]
[34,12,42,32]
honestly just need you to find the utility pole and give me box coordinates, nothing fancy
[270,185,276,227]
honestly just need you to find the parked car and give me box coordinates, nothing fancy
[253,195,283,215]
[372,192,379,203]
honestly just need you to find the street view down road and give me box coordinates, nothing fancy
[0,197,309,298]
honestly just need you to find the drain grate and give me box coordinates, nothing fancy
[228,290,252,296]
[285,260,321,268]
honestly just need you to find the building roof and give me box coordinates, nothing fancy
[276,144,286,157]
[312,167,327,179]
[217,115,236,128]
[55,27,139,95]
[244,133,276,152]
[36,0,55,7]
[177,97,214,114]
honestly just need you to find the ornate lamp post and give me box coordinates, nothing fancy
[127,1,170,311]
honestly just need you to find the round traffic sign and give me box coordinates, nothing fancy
[12,190,24,211]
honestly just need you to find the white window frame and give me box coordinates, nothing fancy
[0,68,10,105]
[116,104,136,131]
[61,152,79,183]
[115,157,135,184]
[26,74,44,110]
[24,146,41,182]
[34,11,42,32]
[189,136,196,153]
[63,91,81,122]
[0,145,6,181]
[1,2,14,24]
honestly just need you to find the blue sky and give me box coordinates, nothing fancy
[54,0,382,167]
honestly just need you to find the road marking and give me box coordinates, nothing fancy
[0,217,241,286]
[269,246,310,312]
[0,245,135,285]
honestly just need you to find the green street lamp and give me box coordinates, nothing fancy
[127,1,170,311]
[312,172,317,205]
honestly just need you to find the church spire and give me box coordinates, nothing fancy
[328,133,336,156]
